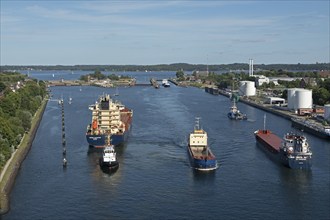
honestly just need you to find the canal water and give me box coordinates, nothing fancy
[2,71,330,219]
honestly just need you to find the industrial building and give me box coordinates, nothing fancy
[265,97,285,105]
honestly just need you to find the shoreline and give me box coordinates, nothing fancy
[209,88,330,140]
[0,97,48,215]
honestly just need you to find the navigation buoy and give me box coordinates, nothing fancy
[63,158,67,167]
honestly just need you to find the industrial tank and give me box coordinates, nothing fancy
[324,104,330,122]
[239,81,256,96]
[294,89,312,109]
[287,88,296,109]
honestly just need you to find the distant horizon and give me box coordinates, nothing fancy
[1,62,330,67]
[1,1,329,65]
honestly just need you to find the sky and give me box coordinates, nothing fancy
[0,1,329,65]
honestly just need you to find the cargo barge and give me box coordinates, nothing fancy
[254,128,312,169]
[254,115,312,169]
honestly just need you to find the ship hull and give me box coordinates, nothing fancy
[86,134,106,148]
[254,133,280,155]
[255,130,312,170]
[86,111,132,148]
[87,130,130,148]
[187,146,218,171]
[228,113,247,120]
[99,158,119,173]
[279,152,312,169]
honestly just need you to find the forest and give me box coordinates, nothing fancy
[0,72,47,171]
[1,62,329,72]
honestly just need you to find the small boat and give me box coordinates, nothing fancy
[187,118,218,171]
[68,97,72,104]
[99,144,119,172]
[228,100,247,120]
[162,79,170,87]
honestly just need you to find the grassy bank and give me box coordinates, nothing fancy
[0,97,48,215]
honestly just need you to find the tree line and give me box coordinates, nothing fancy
[0,72,47,171]
[1,62,329,72]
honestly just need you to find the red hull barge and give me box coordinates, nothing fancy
[254,130,281,154]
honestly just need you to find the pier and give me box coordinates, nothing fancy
[47,78,176,88]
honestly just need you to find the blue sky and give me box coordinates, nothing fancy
[1,1,329,65]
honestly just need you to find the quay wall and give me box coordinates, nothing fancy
[0,98,48,215]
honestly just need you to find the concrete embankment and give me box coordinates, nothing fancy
[214,88,329,139]
[216,89,292,120]
[0,98,48,215]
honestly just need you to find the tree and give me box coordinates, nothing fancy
[0,81,6,92]
[313,87,330,105]
[176,70,185,81]
[16,110,32,131]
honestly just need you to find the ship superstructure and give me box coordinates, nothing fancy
[86,94,132,147]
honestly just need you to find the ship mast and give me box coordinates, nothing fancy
[195,117,201,130]
[263,114,266,131]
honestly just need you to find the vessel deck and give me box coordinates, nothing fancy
[256,130,282,151]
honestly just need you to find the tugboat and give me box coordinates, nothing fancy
[227,100,247,120]
[99,136,119,172]
[187,118,218,171]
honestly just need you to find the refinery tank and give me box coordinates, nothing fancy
[287,88,297,109]
[324,104,330,122]
[294,89,312,109]
[239,81,256,96]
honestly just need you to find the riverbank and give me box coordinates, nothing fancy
[0,97,48,215]
[211,88,330,139]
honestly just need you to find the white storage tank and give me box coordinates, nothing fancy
[324,104,330,122]
[239,81,256,96]
[294,89,312,109]
[287,88,296,109]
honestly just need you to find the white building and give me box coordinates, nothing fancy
[255,75,270,87]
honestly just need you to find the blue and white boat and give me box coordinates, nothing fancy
[162,79,170,87]
[187,118,218,171]
[227,100,247,120]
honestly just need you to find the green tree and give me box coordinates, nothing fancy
[176,70,185,81]
[313,87,330,105]
[0,81,6,92]
[16,110,32,131]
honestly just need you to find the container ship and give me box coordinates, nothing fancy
[86,94,133,148]
[187,118,218,171]
[254,122,312,169]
